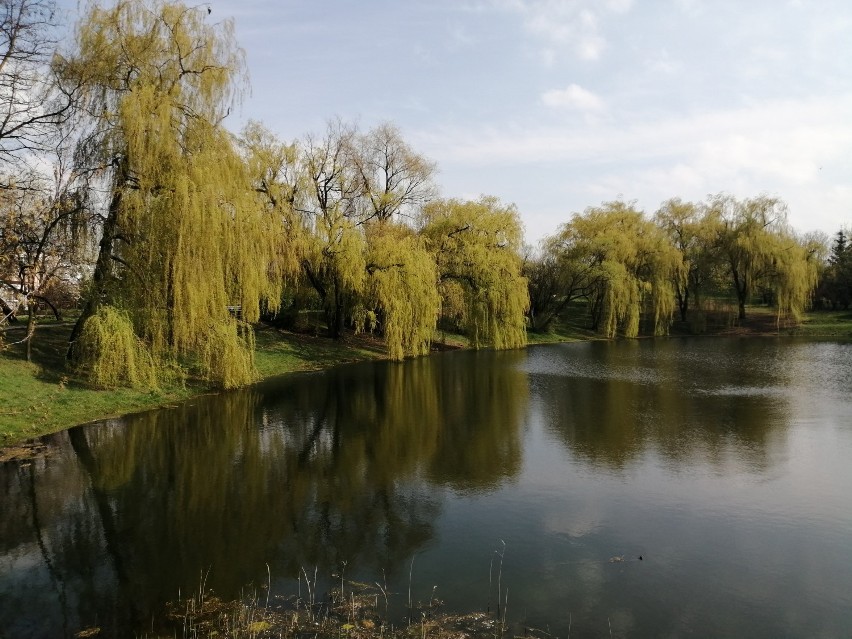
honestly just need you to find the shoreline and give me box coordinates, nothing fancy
[1,311,851,451]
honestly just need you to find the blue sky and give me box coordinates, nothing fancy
[61,0,852,244]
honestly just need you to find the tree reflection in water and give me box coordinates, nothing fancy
[0,348,529,638]
[8,339,843,639]
[530,339,790,470]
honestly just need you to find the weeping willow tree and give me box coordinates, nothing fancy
[654,198,722,322]
[710,194,820,322]
[296,119,366,338]
[362,221,439,359]
[58,0,283,388]
[240,119,437,360]
[558,201,684,338]
[770,233,823,325]
[240,120,313,324]
[353,122,437,223]
[354,123,438,358]
[420,196,528,349]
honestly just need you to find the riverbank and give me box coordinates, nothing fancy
[1,310,850,449]
[0,324,415,450]
[158,581,507,639]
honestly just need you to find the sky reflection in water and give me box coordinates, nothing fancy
[1,338,851,638]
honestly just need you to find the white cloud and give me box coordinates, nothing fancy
[415,94,852,237]
[605,0,634,14]
[576,34,606,61]
[673,0,704,14]
[645,49,683,75]
[487,0,633,62]
[541,84,604,110]
[448,24,476,48]
[427,94,852,175]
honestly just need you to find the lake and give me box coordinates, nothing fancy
[1,338,851,637]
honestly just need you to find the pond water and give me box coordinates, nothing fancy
[1,338,851,638]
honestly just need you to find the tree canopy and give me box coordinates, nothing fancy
[552,201,683,338]
[420,196,528,349]
[711,195,820,323]
[527,194,827,337]
[815,229,852,309]
[58,0,283,388]
[0,0,839,389]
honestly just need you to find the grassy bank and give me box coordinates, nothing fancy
[0,323,401,448]
[1,310,850,448]
[783,309,852,337]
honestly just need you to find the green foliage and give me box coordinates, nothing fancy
[364,222,439,360]
[59,0,282,388]
[556,201,683,338]
[711,195,819,321]
[654,198,722,321]
[768,232,823,324]
[248,118,442,359]
[421,196,528,349]
[297,120,365,338]
[77,306,160,389]
[816,229,852,310]
[198,320,256,389]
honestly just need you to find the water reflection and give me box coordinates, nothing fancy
[528,339,791,470]
[2,340,851,638]
[0,349,529,638]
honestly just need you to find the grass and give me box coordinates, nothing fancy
[0,322,196,447]
[0,320,390,447]
[2,306,851,448]
[526,317,600,345]
[0,319,469,447]
[784,310,852,337]
[253,326,389,378]
[158,576,508,639]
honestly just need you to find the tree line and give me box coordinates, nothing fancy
[525,195,833,336]
[0,0,526,388]
[0,0,845,390]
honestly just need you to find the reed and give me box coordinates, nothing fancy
[166,568,512,639]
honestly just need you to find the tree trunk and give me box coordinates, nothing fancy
[35,295,61,320]
[67,181,124,361]
[332,300,345,339]
[677,288,689,322]
[731,268,747,321]
[26,300,37,362]
[326,279,345,340]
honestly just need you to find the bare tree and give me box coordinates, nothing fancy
[0,0,74,168]
[0,143,91,360]
[354,122,436,224]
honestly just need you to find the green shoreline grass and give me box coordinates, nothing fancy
[0,324,399,448]
[2,310,850,448]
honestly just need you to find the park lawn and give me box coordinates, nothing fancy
[785,310,852,337]
[2,309,850,447]
[0,322,463,446]
[253,326,389,378]
[526,316,600,344]
[0,322,197,445]
[1,324,381,445]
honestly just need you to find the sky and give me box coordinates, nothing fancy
[59,0,852,245]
